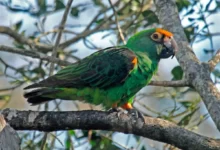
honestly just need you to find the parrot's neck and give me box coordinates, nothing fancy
[134,51,159,76]
[125,41,160,62]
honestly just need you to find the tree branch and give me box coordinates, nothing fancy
[108,0,126,44]
[0,45,71,66]
[154,0,220,131]
[0,26,52,52]
[1,109,220,150]
[209,49,220,71]
[149,80,190,87]
[49,0,74,75]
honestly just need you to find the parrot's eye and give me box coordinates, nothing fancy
[151,32,163,42]
[153,34,159,39]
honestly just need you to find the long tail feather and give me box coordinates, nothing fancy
[24,88,59,105]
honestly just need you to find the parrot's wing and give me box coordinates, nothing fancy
[24,47,137,89]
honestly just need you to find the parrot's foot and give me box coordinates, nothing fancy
[127,109,145,123]
[108,107,122,113]
[108,107,126,118]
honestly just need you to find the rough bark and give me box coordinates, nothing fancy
[154,0,220,131]
[1,109,220,150]
[0,115,20,150]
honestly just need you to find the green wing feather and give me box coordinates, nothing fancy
[25,47,137,90]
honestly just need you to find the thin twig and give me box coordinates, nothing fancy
[49,0,74,75]
[149,80,190,87]
[0,85,23,92]
[108,0,126,44]
[59,1,131,49]
[40,132,48,150]
[0,26,52,52]
[0,45,71,66]
[43,0,74,147]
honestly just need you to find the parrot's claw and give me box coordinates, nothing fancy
[127,109,145,123]
[108,107,126,118]
[108,107,122,113]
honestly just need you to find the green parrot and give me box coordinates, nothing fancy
[24,28,177,111]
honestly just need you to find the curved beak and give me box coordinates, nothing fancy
[159,36,178,59]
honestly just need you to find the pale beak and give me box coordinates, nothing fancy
[159,36,178,59]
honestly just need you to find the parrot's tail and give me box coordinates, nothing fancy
[24,88,59,105]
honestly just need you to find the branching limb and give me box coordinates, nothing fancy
[49,0,74,75]
[154,0,220,131]
[0,26,52,52]
[209,49,220,71]
[108,0,126,44]
[1,109,220,150]
[0,45,71,66]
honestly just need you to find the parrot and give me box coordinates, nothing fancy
[24,28,177,115]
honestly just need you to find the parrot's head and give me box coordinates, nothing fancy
[126,28,178,60]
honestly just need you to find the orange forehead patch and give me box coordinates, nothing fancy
[156,28,173,38]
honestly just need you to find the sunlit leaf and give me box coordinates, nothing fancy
[13,20,23,31]
[178,107,199,126]
[71,7,79,17]
[176,0,191,12]
[212,69,220,78]
[55,0,65,11]
[171,66,183,80]
[142,10,159,26]
[0,94,10,101]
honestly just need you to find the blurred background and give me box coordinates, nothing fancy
[0,0,220,149]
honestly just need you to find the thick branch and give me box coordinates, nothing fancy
[1,109,220,150]
[0,45,71,66]
[154,0,220,131]
[209,49,220,71]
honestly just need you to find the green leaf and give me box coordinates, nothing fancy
[212,69,220,78]
[70,7,79,17]
[31,67,46,77]
[142,10,159,26]
[0,94,11,101]
[13,41,25,49]
[93,0,104,7]
[14,20,23,31]
[38,0,47,13]
[203,49,214,54]
[180,101,193,108]
[55,0,65,11]
[184,26,195,42]
[188,17,195,22]
[65,136,71,149]
[184,9,195,16]
[205,0,212,11]
[141,146,146,150]
[178,107,199,126]
[68,130,75,136]
[95,18,104,24]
[176,0,191,12]
[171,66,183,80]
[217,1,220,8]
